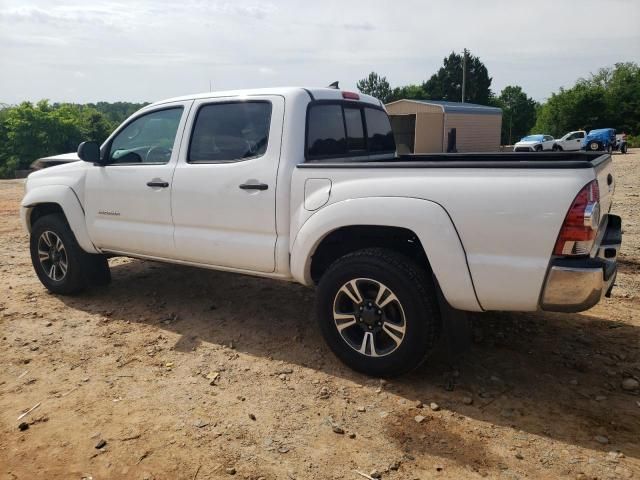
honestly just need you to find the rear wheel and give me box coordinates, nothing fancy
[588,141,601,151]
[316,248,441,377]
[30,214,110,294]
[621,143,628,154]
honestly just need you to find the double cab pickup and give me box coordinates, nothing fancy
[21,87,621,376]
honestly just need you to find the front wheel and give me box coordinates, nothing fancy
[316,248,441,377]
[621,144,628,154]
[30,214,110,295]
[588,141,601,151]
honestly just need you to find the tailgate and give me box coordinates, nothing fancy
[594,154,614,214]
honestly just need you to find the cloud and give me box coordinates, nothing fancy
[342,22,375,31]
[0,33,68,47]
[0,0,638,103]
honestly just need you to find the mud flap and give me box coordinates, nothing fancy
[435,280,472,358]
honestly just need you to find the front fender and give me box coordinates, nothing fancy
[290,197,482,312]
[21,185,98,254]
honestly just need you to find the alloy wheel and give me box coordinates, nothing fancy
[332,278,407,357]
[37,231,68,281]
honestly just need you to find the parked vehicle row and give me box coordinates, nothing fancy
[514,129,629,154]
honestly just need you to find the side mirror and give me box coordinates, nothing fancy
[77,141,102,164]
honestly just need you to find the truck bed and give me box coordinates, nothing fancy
[299,152,609,169]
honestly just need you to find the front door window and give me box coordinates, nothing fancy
[108,108,183,164]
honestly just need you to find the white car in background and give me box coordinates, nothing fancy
[513,134,555,152]
[553,130,586,151]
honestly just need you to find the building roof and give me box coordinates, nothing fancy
[386,99,502,116]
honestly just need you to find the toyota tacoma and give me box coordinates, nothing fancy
[21,87,621,376]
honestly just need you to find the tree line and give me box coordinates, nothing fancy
[0,55,638,177]
[357,53,639,146]
[0,101,147,178]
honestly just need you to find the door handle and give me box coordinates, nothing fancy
[147,181,169,188]
[239,183,268,191]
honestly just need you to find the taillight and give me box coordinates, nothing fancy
[554,180,601,256]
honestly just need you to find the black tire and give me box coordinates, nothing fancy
[588,141,601,151]
[30,214,110,294]
[607,144,613,153]
[552,144,561,151]
[316,248,441,377]
[621,144,627,154]
[534,145,543,152]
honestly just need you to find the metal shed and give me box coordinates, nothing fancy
[385,99,502,154]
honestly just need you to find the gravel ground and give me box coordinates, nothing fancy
[0,151,639,480]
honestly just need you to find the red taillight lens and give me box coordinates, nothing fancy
[342,91,360,100]
[554,180,601,256]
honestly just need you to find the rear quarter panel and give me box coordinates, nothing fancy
[291,166,596,311]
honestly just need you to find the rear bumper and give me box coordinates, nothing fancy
[541,214,621,313]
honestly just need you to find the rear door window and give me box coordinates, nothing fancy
[188,101,272,163]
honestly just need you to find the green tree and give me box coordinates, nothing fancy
[0,101,122,178]
[387,84,426,102]
[422,50,493,105]
[356,72,392,103]
[87,101,148,124]
[534,82,607,136]
[534,62,639,137]
[495,85,538,144]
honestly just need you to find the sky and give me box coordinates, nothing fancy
[1,0,639,105]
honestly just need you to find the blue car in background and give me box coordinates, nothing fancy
[583,128,616,152]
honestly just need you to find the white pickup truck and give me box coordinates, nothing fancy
[21,87,621,376]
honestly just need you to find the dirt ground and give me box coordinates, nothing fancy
[0,152,639,480]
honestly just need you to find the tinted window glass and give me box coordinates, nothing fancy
[109,108,183,164]
[189,102,272,163]
[365,108,395,153]
[344,107,365,151]
[307,105,346,157]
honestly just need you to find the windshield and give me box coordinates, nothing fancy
[521,135,543,142]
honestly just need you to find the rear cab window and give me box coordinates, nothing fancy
[305,101,396,161]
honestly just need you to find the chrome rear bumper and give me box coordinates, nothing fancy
[541,214,621,313]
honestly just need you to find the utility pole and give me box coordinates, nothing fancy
[461,48,467,103]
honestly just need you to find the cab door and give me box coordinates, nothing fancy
[85,102,191,257]
[171,96,284,272]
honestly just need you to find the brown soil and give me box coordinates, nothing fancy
[1,152,639,480]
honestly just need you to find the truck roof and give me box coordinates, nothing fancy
[149,87,383,108]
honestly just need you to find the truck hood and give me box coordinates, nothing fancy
[25,159,90,203]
